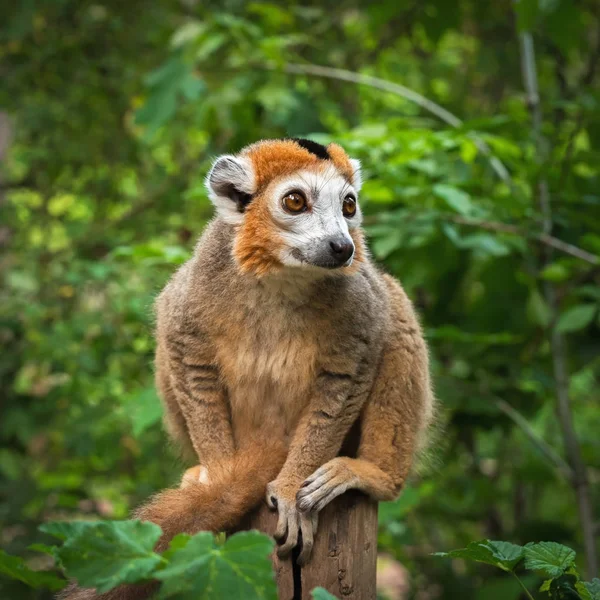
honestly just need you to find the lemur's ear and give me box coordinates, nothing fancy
[205,155,255,224]
[349,158,362,192]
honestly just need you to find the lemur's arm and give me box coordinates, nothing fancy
[266,358,374,562]
[164,328,235,468]
[296,276,434,520]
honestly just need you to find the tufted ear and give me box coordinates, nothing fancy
[205,154,256,224]
[349,158,362,192]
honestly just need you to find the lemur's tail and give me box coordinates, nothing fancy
[59,440,287,600]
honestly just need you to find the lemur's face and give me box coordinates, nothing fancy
[206,138,364,277]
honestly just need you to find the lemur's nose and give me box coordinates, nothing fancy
[329,237,354,265]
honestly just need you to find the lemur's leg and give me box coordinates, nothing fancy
[297,279,434,516]
[162,328,236,470]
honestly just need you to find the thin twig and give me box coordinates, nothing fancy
[517,24,598,578]
[277,62,513,184]
[447,215,599,265]
[493,397,573,481]
[512,572,536,600]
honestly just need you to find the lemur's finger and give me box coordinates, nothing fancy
[277,512,299,558]
[274,505,289,541]
[296,512,314,566]
[313,482,350,513]
[297,475,347,512]
[311,511,319,534]
[298,472,332,497]
[301,463,334,488]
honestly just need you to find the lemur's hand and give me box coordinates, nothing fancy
[266,477,319,565]
[296,457,359,513]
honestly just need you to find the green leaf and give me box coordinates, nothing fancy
[433,184,474,216]
[523,542,576,578]
[41,520,163,593]
[161,533,193,562]
[135,55,205,133]
[157,531,276,599]
[527,288,551,327]
[544,572,586,599]
[461,234,511,257]
[540,263,570,283]
[128,387,163,437]
[0,550,65,591]
[584,579,600,600]
[170,21,206,48]
[312,588,339,599]
[40,522,78,541]
[370,230,403,259]
[434,540,525,572]
[460,138,478,163]
[556,305,597,334]
[27,544,56,556]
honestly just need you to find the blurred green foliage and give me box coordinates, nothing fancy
[1,0,599,598]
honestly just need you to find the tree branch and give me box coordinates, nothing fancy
[276,62,513,185]
[517,25,598,578]
[493,397,573,481]
[447,215,599,265]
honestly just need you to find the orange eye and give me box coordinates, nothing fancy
[282,191,307,214]
[343,194,357,218]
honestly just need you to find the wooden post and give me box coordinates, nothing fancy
[238,492,378,600]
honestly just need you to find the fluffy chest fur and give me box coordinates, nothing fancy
[212,277,320,440]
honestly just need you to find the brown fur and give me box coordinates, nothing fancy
[61,140,434,599]
[326,142,355,182]
[232,188,284,276]
[244,139,325,191]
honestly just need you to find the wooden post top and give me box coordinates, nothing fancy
[238,492,378,600]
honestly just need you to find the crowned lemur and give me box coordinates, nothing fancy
[62,138,435,600]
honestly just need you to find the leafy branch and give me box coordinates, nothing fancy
[435,539,600,599]
[447,215,599,265]
[276,62,513,185]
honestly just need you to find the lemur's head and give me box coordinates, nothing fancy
[205,138,364,277]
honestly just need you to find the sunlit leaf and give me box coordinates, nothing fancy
[584,578,600,600]
[556,305,597,334]
[523,542,576,578]
[41,521,162,593]
[434,540,524,572]
[157,531,276,599]
[433,184,474,216]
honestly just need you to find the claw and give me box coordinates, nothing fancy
[296,512,315,565]
[277,515,298,557]
[274,509,288,541]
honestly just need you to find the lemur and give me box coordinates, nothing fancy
[62,138,435,600]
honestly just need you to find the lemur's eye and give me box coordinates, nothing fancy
[342,194,357,218]
[282,191,307,214]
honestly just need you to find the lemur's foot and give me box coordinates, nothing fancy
[180,465,210,488]
[266,478,319,565]
[296,457,359,514]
